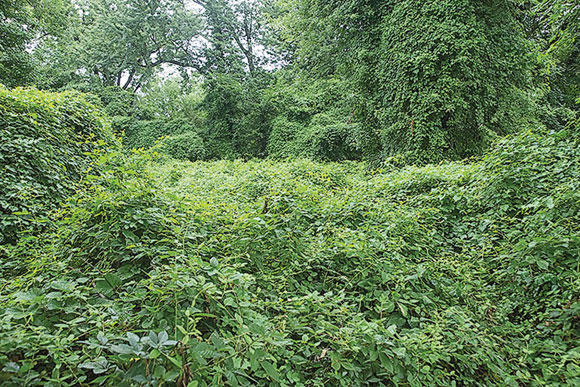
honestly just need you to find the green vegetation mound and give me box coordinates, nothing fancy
[116,117,209,162]
[0,87,117,244]
[1,124,578,385]
[267,113,362,161]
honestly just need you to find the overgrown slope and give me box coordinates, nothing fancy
[0,106,578,385]
[0,87,117,244]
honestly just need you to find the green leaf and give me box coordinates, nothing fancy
[261,361,280,382]
[224,297,236,307]
[104,273,122,289]
[330,352,341,371]
[398,303,408,317]
[537,260,549,270]
[249,323,265,335]
[392,347,406,358]
[166,355,182,368]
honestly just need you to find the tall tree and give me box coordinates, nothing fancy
[279,0,531,164]
[195,0,275,76]
[371,0,530,163]
[537,0,580,111]
[195,0,278,158]
[57,0,202,91]
[0,0,72,87]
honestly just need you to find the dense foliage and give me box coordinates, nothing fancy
[282,0,534,163]
[535,0,580,113]
[371,0,530,162]
[1,87,579,385]
[0,0,72,87]
[1,0,579,385]
[4,0,574,165]
[36,0,201,91]
[0,87,116,244]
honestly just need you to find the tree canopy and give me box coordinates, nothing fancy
[1,0,578,162]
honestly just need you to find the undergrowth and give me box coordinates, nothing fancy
[1,104,579,385]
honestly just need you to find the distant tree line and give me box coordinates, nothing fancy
[1,0,578,164]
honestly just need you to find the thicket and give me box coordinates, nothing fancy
[111,75,363,163]
[1,87,578,385]
[6,0,574,166]
[285,0,536,164]
[1,0,579,385]
[100,81,210,162]
[267,113,361,161]
[371,0,530,163]
[160,131,208,162]
[0,87,116,244]
[266,76,362,161]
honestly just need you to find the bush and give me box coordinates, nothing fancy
[117,116,208,162]
[268,113,362,161]
[121,118,198,151]
[266,115,307,158]
[160,131,208,162]
[298,112,362,161]
[201,73,275,160]
[0,86,117,244]
[148,128,580,385]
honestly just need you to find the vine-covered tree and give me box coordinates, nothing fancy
[373,0,530,163]
[537,0,580,111]
[281,0,531,164]
[196,0,279,158]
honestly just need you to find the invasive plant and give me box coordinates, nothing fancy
[160,132,208,163]
[1,87,578,385]
[268,113,361,161]
[0,86,117,244]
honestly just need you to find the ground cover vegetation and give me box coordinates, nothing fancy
[0,0,579,385]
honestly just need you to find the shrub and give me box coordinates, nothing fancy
[147,128,579,384]
[160,131,208,162]
[118,116,208,162]
[0,86,117,244]
[201,73,275,160]
[266,115,307,158]
[297,112,362,161]
[121,118,198,150]
[268,113,362,161]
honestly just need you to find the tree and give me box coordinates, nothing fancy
[278,0,531,164]
[195,0,279,158]
[194,0,276,76]
[0,0,72,87]
[137,76,205,123]
[59,0,202,91]
[537,0,580,111]
[371,0,530,163]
